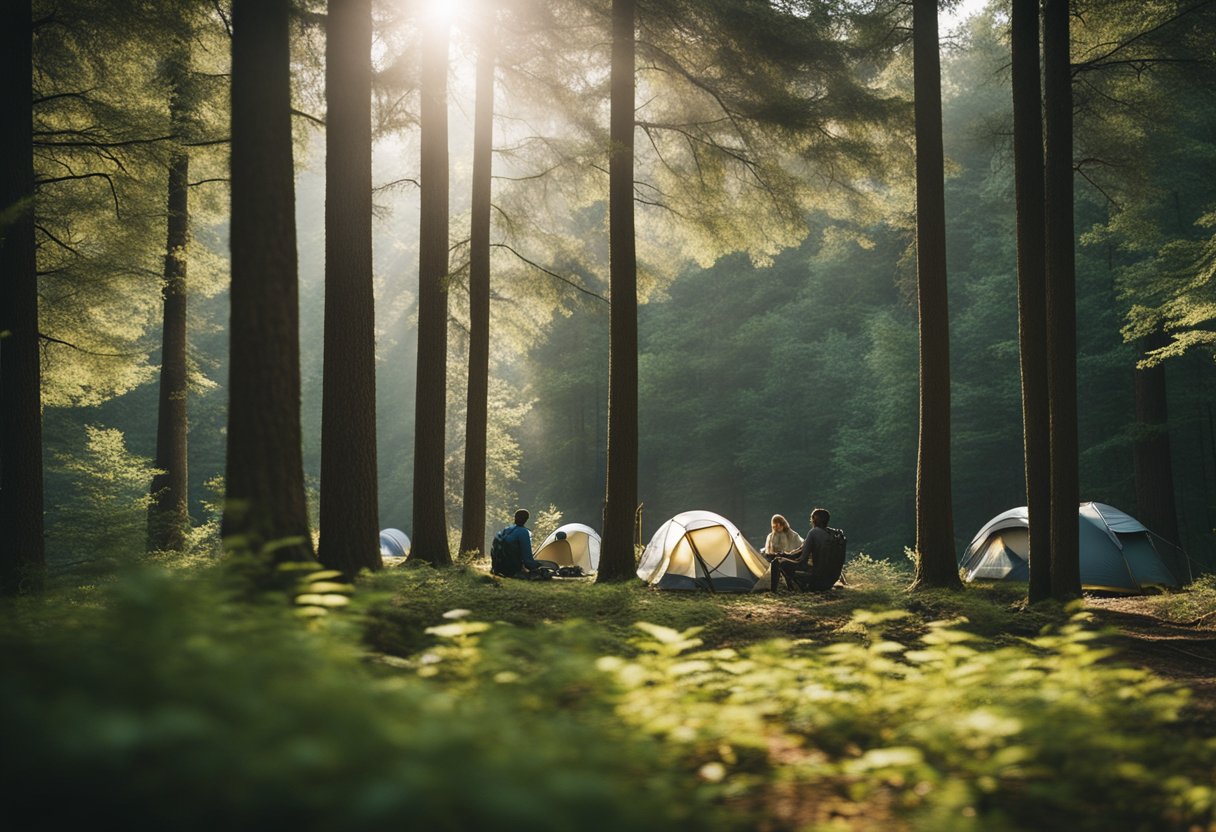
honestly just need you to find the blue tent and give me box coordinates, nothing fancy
[961,502,1185,593]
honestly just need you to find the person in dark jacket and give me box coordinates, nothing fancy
[771,507,833,591]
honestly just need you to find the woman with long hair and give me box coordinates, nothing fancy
[764,514,802,556]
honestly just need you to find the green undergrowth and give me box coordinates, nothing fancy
[4,558,1214,831]
[358,554,1059,658]
[1135,573,1216,623]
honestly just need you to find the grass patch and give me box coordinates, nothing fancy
[1135,574,1216,623]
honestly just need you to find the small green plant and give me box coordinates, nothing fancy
[531,503,564,542]
[47,425,158,564]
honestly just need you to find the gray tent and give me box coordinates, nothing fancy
[961,502,1185,593]
[379,528,410,558]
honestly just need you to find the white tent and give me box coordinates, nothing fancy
[960,502,1185,593]
[636,510,771,592]
[535,523,601,573]
[379,528,410,558]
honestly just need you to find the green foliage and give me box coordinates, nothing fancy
[46,425,159,564]
[33,0,230,407]
[7,561,1215,830]
[846,551,913,588]
[530,503,565,543]
[0,568,717,831]
[599,609,1214,831]
[1136,573,1216,624]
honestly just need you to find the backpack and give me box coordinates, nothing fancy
[806,527,847,591]
[490,526,522,576]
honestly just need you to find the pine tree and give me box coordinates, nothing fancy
[909,0,960,590]
[410,11,453,566]
[1011,0,1052,603]
[0,0,45,592]
[598,0,641,581]
[318,0,381,577]
[1043,0,1080,600]
[221,0,314,565]
[147,35,193,553]
[459,3,497,559]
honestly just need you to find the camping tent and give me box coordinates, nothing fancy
[379,528,411,558]
[960,502,1185,593]
[535,523,601,573]
[637,510,771,592]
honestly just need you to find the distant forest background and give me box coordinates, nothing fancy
[35,0,1216,567]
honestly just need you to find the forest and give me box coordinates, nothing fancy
[3,0,1216,829]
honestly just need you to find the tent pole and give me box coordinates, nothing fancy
[685,534,717,594]
[1148,530,1193,584]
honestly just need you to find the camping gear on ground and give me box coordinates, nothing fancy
[637,510,771,592]
[960,502,1186,593]
[379,529,410,558]
[534,523,602,574]
[526,563,556,581]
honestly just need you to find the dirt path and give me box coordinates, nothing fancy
[1087,597,1216,730]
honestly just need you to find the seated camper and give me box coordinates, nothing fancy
[770,507,847,592]
[490,509,544,578]
[763,514,803,557]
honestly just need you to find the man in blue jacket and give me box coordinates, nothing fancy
[492,509,540,577]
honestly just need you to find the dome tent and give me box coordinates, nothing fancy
[535,523,601,574]
[379,528,410,558]
[637,510,771,592]
[960,502,1185,593]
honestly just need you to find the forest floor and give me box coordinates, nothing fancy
[1086,594,1216,729]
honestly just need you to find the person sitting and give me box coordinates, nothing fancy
[491,509,541,577]
[770,507,839,592]
[764,514,803,557]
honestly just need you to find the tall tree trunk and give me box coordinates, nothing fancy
[318,0,380,577]
[148,43,192,553]
[1133,331,1181,547]
[222,0,314,566]
[1011,0,1052,603]
[410,14,452,566]
[909,0,960,590]
[0,0,45,593]
[459,8,496,558]
[1043,0,1080,599]
[598,0,639,582]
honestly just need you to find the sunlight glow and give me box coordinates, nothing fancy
[419,0,469,25]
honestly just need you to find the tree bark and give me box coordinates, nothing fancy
[909,0,960,590]
[598,0,640,582]
[1043,0,1080,599]
[1011,0,1052,603]
[148,147,191,552]
[222,0,314,565]
[459,8,496,559]
[0,0,45,593]
[410,15,452,566]
[148,42,192,553]
[1133,331,1181,548]
[318,0,380,577]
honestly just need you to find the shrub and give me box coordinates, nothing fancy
[0,568,720,832]
[598,610,1215,831]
